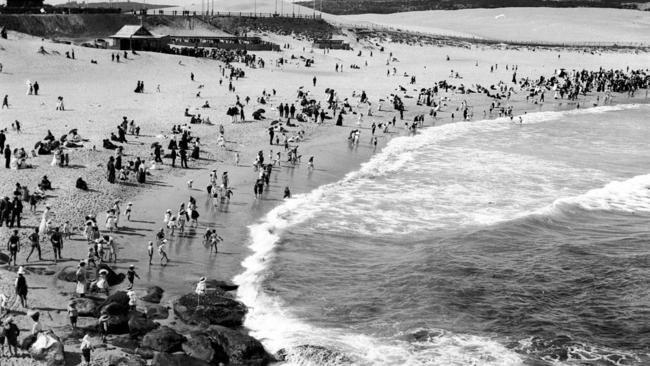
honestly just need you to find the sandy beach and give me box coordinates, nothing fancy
[1,9,649,365]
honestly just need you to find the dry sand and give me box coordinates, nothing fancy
[0,14,649,365]
[336,8,650,44]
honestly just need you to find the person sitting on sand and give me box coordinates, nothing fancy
[76,177,88,190]
[38,175,52,190]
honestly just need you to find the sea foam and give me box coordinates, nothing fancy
[233,104,643,365]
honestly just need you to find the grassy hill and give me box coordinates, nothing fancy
[297,0,649,14]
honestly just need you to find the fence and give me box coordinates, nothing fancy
[329,20,650,49]
[134,9,322,20]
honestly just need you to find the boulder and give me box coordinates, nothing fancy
[97,263,126,286]
[151,352,212,366]
[145,304,169,320]
[135,347,155,359]
[141,286,164,303]
[0,252,11,265]
[182,332,217,364]
[71,297,100,317]
[28,332,65,366]
[100,314,130,334]
[173,291,247,327]
[141,326,186,353]
[59,327,86,343]
[92,348,146,366]
[110,334,141,350]
[128,311,159,337]
[98,291,129,317]
[207,325,272,366]
[55,266,78,282]
[205,279,239,292]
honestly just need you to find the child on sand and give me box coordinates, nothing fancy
[125,202,133,221]
[80,334,93,365]
[68,302,78,329]
[127,265,140,290]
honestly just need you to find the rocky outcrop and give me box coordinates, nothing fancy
[145,304,169,320]
[182,332,217,364]
[71,297,100,317]
[92,348,147,366]
[150,352,212,366]
[110,334,141,350]
[207,325,272,366]
[55,266,78,282]
[141,286,164,303]
[135,347,155,359]
[28,332,65,366]
[172,291,247,327]
[98,291,129,317]
[102,314,130,334]
[141,326,186,353]
[128,310,159,337]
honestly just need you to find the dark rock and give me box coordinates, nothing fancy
[98,291,130,317]
[21,334,38,350]
[173,291,247,327]
[182,332,217,364]
[145,304,169,320]
[128,311,159,337]
[100,314,130,334]
[71,297,100,317]
[110,334,141,350]
[97,263,126,287]
[28,332,65,366]
[205,279,239,292]
[141,286,164,304]
[135,347,155,359]
[141,326,186,353]
[59,327,86,342]
[0,252,10,265]
[151,352,212,366]
[55,266,78,282]
[207,325,273,366]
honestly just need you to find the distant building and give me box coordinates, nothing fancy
[313,39,351,50]
[109,25,169,51]
[5,0,44,8]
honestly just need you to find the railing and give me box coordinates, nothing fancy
[132,9,322,20]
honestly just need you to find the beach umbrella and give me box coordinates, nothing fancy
[68,128,78,135]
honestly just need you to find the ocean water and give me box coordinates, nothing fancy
[235,104,650,366]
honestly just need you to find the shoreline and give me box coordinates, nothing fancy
[1,25,649,365]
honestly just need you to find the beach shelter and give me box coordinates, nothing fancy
[109,25,169,51]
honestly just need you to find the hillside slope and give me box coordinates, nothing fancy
[297,0,648,14]
[0,14,219,40]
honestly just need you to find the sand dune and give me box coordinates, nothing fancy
[336,7,650,43]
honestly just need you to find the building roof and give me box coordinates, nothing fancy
[110,25,166,39]
[153,26,235,38]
